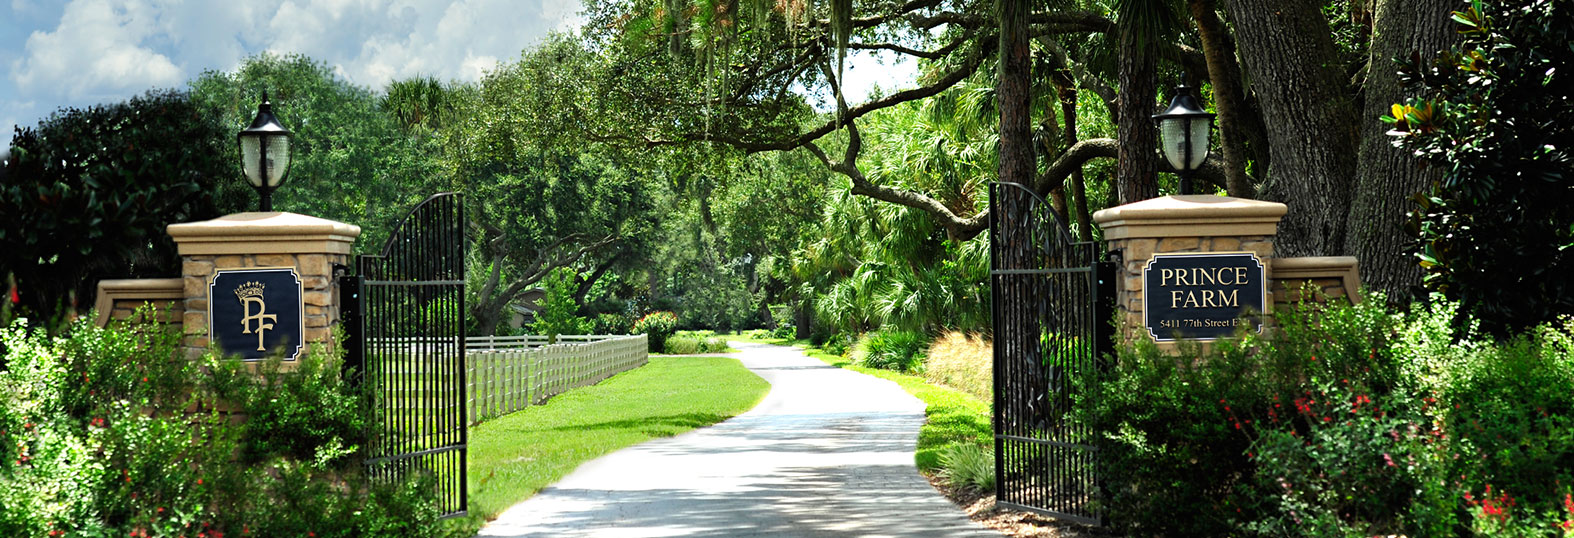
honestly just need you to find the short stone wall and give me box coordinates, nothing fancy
[1271,256,1362,306]
[93,278,184,328]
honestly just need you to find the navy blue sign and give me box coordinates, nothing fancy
[209,267,305,360]
[1143,252,1266,341]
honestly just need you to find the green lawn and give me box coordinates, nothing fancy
[722,332,992,472]
[460,356,769,530]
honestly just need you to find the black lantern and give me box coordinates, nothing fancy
[236,92,292,211]
[1152,81,1215,195]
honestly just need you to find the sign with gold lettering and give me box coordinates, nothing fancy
[209,267,305,360]
[1143,252,1266,341]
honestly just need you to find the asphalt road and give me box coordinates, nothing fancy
[475,340,998,537]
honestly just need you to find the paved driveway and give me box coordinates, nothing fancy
[475,340,998,537]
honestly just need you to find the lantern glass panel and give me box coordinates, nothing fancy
[240,135,263,187]
[264,136,290,187]
[1160,117,1190,171]
[1187,118,1211,170]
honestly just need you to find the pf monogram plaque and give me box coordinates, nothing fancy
[209,267,305,360]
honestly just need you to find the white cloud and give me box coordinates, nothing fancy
[0,0,587,134]
[245,0,570,91]
[11,0,185,101]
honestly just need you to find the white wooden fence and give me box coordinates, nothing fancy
[465,334,648,424]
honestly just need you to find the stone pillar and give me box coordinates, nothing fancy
[167,212,360,361]
[1092,195,1287,343]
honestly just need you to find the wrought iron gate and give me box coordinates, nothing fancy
[989,181,1115,525]
[341,192,468,518]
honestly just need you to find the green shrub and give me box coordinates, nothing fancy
[936,443,995,493]
[1089,294,1574,537]
[0,312,451,537]
[861,329,927,372]
[663,335,730,354]
[1089,337,1271,536]
[221,351,367,465]
[770,325,796,339]
[822,332,854,356]
[530,267,592,342]
[664,336,702,354]
[592,312,630,335]
[1441,321,1574,529]
[2,90,236,325]
[632,311,678,353]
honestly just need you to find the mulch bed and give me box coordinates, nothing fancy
[925,475,1114,537]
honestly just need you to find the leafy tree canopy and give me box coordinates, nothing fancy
[2,89,238,324]
[1389,0,1574,335]
[188,52,443,252]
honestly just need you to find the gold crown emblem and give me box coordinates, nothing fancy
[234,281,266,302]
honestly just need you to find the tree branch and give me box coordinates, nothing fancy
[1032,138,1119,195]
[1040,37,1119,122]
[662,40,990,152]
[845,37,966,60]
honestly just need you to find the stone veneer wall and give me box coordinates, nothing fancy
[1092,195,1288,343]
[1092,196,1367,347]
[167,212,360,361]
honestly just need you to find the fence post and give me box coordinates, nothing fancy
[466,354,475,425]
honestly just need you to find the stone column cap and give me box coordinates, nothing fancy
[1092,195,1287,239]
[168,212,362,255]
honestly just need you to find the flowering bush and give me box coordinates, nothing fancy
[631,311,677,353]
[1089,294,1574,536]
[0,312,452,537]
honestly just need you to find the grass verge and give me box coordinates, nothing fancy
[722,332,991,472]
[458,356,769,532]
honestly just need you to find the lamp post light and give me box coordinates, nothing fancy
[1152,81,1215,195]
[237,92,292,212]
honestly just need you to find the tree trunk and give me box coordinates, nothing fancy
[998,0,1033,193]
[573,251,626,312]
[1116,24,1159,204]
[1049,187,1069,224]
[1346,0,1458,304]
[1063,83,1094,241]
[996,0,1050,427]
[1188,0,1255,198]
[472,297,505,336]
[1222,0,1358,257]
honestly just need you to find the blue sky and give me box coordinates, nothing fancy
[1,0,913,144]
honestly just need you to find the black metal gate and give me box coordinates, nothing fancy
[341,192,467,518]
[989,181,1115,525]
